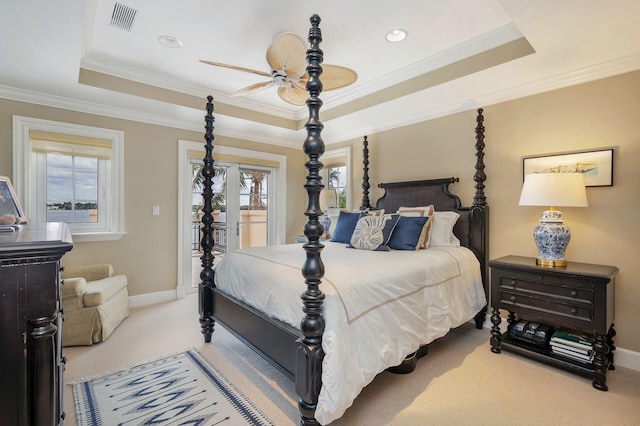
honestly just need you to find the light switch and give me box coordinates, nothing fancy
[153,206,160,216]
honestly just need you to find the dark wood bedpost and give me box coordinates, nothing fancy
[473,108,487,207]
[296,14,326,426]
[360,136,371,210]
[199,95,216,342]
[471,107,489,329]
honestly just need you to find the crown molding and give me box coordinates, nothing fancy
[0,84,302,148]
[80,55,299,120]
[322,53,640,143]
[2,53,639,149]
[311,23,525,120]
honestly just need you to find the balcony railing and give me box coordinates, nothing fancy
[191,221,227,254]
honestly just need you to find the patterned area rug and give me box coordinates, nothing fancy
[72,349,273,425]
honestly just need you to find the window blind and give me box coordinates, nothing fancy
[30,130,112,159]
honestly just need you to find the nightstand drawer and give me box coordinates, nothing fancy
[498,290,593,327]
[499,276,593,304]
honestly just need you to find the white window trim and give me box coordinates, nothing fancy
[12,116,125,242]
[323,146,352,212]
[177,140,286,298]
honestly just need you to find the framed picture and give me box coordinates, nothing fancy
[0,176,27,223]
[522,148,614,187]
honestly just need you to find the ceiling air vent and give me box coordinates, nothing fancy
[110,2,137,32]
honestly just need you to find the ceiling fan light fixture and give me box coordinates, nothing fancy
[158,35,182,48]
[385,29,407,43]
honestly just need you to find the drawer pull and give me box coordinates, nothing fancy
[570,308,578,315]
[570,290,578,297]
[509,280,516,286]
[510,295,516,302]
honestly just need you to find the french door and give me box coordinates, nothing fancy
[178,140,286,298]
[210,162,272,254]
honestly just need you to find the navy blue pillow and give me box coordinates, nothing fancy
[388,216,429,250]
[330,211,364,243]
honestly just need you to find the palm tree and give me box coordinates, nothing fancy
[192,165,268,215]
[248,170,266,210]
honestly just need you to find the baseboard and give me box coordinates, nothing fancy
[614,347,640,372]
[478,317,640,372]
[128,289,176,308]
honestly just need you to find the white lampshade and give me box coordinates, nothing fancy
[519,173,588,208]
[320,188,337,211]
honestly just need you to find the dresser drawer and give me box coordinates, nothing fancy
[499,275,594,304]
[499,289,593,329]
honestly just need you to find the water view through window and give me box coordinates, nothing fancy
[46,153,99,223]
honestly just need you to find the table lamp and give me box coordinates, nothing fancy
[319,188,337,237]
[519,172,588,267]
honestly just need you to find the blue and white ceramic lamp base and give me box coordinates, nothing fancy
[533,209,570,267]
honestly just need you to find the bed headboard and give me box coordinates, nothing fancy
[366,108,489,291]
[375,178,479,251]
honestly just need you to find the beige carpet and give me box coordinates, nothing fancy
[63,293,640,425]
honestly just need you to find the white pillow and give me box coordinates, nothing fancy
[430,211,461,247]
[396,205,433,217]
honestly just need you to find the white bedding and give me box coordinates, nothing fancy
[214,242,486,424]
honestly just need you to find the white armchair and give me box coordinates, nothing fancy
[60,264,129,346]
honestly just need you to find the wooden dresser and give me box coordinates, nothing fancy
[0,223,73,425]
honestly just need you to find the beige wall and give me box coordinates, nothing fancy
[339,70,639,353]
[0,98,306,297]
[1,70,638,353]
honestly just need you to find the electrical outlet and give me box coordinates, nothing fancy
[153,206,160,216]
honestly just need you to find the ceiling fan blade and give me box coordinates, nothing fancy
[199,60,271,77]
[231,81,274,97]
[266,32,307,78]
[321,64,358,91]
[277,84,309,106]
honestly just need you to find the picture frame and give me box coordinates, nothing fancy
[522,148,614,187]
[0,176,27,223]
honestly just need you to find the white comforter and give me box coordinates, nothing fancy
[214,242,486,425]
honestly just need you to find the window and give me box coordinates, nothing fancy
[327,165,347,208]
[13,116,124,242]
[323,146,352,211]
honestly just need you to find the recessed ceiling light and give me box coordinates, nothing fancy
[385,29,407,43]
[158,35,182,48]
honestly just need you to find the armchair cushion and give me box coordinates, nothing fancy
[83,274,127,307]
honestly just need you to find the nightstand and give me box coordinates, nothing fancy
[489,255,618,391]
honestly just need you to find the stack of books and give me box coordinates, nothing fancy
[549,330,594,363]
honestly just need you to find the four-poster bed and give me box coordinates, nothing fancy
[198,15,489,426]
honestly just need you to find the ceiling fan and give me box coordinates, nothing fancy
[200,32,357,106]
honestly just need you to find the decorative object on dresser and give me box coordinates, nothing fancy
[489,255,618,391]
[0,223,73,425]
[518,172,588,267]
[0,175,27,225]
